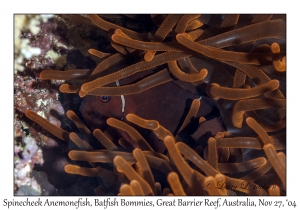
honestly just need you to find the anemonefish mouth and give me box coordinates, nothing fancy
[78,105,104,131]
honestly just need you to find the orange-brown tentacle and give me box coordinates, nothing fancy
[107,118,154,151]
[176,33,268,65]
[66,110,92,139]
[114,155,154,195]
[207,137,218,170]
[93,129,117,150]
[126,114,173,140]
[246,117,285,187]
[164,135,202,195]
[88,49,111,58]
[263,144,286,188]
[167,172,186,196]
[112,33,184,52]
[218,14,239,33]
[168,60,208,82]
[25,110,69,141]
[69,150,136,164]
[233,69,246,88]
[271,43,286,72]
[222,61,285,100]
[207,79,279,100]
[251,14,273,23]
[175,14,201,33]
[186,19,203,31]
[176,98,200,140]
[197,19,285,48]
[81,51,191,93]
[232,98,286,128]
[69,132,93,151]
[241,161,272,182]
[40,69,91,80]
[133,148,156,193]
[119,184,135,195]
[59,84,81,94]
[86,68,172,96]
[145,14,182,61]
[130,180,145,195]
[176,142,218,176]
[87,14,148,40]
[218,157,266,173]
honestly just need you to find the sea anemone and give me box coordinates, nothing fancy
[15,14,286,196]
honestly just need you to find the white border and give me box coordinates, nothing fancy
[4,1,298,209]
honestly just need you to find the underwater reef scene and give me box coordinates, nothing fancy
[14,14,286,196]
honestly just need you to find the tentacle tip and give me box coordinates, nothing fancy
[25,109,33,116]
[59,84,67,92]
[39,71,48,80]
[69,132,75,138]
[106,118,114,125]
[113,155,124,166]
[111,34,118,41]
[245,117,255,126]
[114,29,123,34]
[209,83,220,88]
[163,135,174,144]
[271,43,280,53]
[176,33,190,41]
[132,148,143,158]
[144,52,154,62]
[126,113,135,121]
[66,110,73,117]
[270,79,280,89]
[208,137,216,143]
[79,89,87,98]
[80,84,89,93]
[167,172,178,181]
[200,68,208,74]
[64,164,73,173]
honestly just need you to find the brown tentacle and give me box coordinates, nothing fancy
[251,14,273,23]
[66,110,92,139]
[114,155,154,195]
[175,15,201,33]
[88,49,110,58]
[164,135,202,195]
[218,157,266,173]
[232,98,286,128]
[126,114,173,140]
[133,148,156,193]
[168,60,208,82]
[86,68,172,96]
[40,69,90,80]
[167,172,186,195]
[186,19,203,31]
[177,33,269,65]
[93,129,117,150]
[197,19,285,48]
[144,14,182,61]
[207,79,279,100]
[176,98,200,140]
[81,51,191,93]
[107,118,154,151]
[218,14,239,33]
[87,14,148,40]
[271,43,286,72]
[25,110,69,142]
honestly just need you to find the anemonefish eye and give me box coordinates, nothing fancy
[100,95,110,103]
